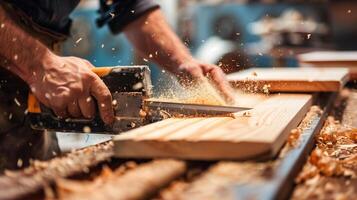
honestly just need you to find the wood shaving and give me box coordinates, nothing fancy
[293,116,357,199]
[287,106,323,147]
[287,129,302,147]
[0,142,114,200]
[262,84,271,94]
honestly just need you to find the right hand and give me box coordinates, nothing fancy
[27,52,114,124]
[176,59,236,105]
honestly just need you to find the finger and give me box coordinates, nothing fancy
[78,96,96,119]
[177,65,204,87]
[208,66,236,104]
[83,59,95,69]
[34,92,51,108]
[67,101,82,118]
[52,107,69,119]
[44,89,70,118]
[200,64,215,75]
[90,77,114,124]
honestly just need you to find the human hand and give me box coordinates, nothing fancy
[27,52,114,124]
[176,59,235,104]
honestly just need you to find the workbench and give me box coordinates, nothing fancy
[0,90,356,200]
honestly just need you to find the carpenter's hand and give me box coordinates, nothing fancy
[177,59,235,104]
[27,52,114,124]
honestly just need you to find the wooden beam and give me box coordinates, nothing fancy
[57,160,186,200]
[113,94,312,160]
[298,51,357,80]
[0,142,114,200]
[227,67,349,92]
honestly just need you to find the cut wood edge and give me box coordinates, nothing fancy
[268,94,313,157]
[230,80,344,92]
[228,67,350,92]
[113,140,269,160]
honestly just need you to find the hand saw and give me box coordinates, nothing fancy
[27,66,251,134]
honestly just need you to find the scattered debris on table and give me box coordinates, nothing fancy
[292,117,357,200]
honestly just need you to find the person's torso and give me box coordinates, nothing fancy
[5,0,80,36]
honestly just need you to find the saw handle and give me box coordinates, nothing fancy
[27,67,114,114]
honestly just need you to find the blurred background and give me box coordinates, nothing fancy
[61,0,357,92]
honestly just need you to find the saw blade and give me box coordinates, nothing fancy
[144,100,251,117]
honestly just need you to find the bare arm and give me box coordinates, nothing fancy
[0,5,49,82]
[123,9,192,74]
[0,6,113,124]
[124,9,234,103]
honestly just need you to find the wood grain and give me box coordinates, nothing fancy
[113,94,312,160]
[227,67,349,92]
[342,90,357,127]
[58,160,186,200]
[0,142,114,200]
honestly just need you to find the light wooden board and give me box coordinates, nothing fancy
[57,160,186,200]
[113,94,312,160]
[227,67,349,92]
[298,51,357,62]
[298,51,357,80]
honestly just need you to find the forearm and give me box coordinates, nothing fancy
[124,9,235,103]
[123,9,194,75]
[0,5,51,84]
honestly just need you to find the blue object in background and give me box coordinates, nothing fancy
[62,7,165,88]
[62,9,134,66]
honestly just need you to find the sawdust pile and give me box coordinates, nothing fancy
[292,117,357,199]
[231,71,272,94]
[156,78,229,106]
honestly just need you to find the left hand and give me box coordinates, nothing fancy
[176,59,235,104]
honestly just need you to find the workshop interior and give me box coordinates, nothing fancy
[0,0,357,199]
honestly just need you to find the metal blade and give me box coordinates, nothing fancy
[144,100,251,116]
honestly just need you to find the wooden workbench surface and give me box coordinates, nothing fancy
[0,91,356,200]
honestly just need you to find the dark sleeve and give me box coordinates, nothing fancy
[96,0,160,34]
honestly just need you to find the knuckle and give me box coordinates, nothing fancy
[88,72,99,82]
[82,71,94,80]
[85,60,93,67]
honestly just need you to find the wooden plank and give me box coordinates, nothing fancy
[0,142,114,200]
[342,90,357,127]
[298,51,357,62]
[56,160,186,200]
[113,94,312,160]
[227,67,349,92]
[298,51,357,80]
